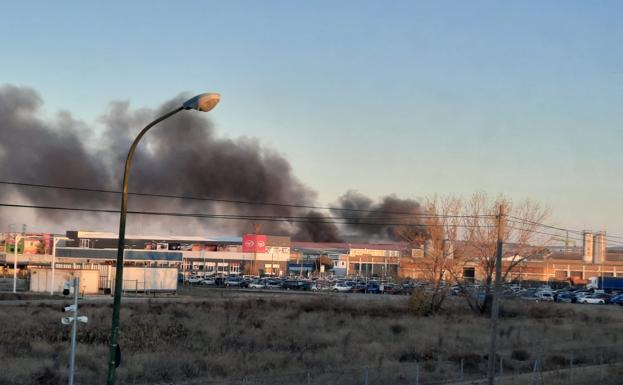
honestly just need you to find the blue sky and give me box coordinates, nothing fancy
[1,1,622,236]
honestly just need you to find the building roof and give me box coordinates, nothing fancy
[291,241,410,253]
[74,231,241,243]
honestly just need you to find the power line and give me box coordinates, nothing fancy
[507,223,623,248]
[0,203,498,228]
[508,217,623,247]
[0,180,491,217]
[5,179,623,242]
[507,216,584,235]
[0,179,494,219]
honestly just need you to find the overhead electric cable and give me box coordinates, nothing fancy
[0,180,497,218]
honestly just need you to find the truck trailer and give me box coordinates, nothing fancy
[587,276,623,291]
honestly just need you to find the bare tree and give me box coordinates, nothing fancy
[397,195,462,314]
[458,192,550,315]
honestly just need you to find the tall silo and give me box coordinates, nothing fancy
[593,231,607,264]
[582,231,593,264]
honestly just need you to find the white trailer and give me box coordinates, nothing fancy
[110,267,178,292]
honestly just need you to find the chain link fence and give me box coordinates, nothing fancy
[169,344,623,385]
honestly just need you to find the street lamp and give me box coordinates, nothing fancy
[106,93,220,385]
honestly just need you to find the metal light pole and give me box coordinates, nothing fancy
[61,277,88,385]
[106,93,220,385]
[68,277,80,385]
[51,236,70,295]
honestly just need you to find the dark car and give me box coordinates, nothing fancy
[609,294,623,305]
[555,293,573,303]
[366,282,381,294]
[382,283,397,294]
[282,280,303,290]
[351,282,368,293]
[300,281,317,291]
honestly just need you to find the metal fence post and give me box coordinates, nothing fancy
[307,371,311,385]
[500,356,503,376]
[364,366,369,385]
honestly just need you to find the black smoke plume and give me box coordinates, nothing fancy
[0,85,421,242]
[332,190,426,241]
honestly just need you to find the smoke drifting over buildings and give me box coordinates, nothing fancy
[333,191,425,241]
[0,85,422,241]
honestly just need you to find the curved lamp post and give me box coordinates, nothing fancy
[106,93,220,385]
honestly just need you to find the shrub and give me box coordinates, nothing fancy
[409,289,434,316]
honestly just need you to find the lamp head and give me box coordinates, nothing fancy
[182,93,220,112]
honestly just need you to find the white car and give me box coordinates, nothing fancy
[200,277,216,285]
[186,276,203,284]
[535,291,554,302]
[578,294,605,304]
[332,281,352,293]
[248,280,265,289]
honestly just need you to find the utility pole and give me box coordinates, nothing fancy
[68,277,79,385]
[487,205,505,385]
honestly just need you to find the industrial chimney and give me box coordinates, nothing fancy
[582,231,593,264]
[593,231,606,264]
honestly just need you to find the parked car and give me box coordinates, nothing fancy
[351,282,368,293]
[555,292,573,303]
[282,280,303,290]
[578,294,606,304]
[535,291,555,302]
[201,277,216,286]
[300,281,318,291]
[225,276,244,287]
[248,280,265,289]
[332,281,352,293]
[265,279,282,289]
[520,292,540,302]
[609,294,623,305]
[186,276,203,285]
[366,282,381,294]
[382,283,398,294]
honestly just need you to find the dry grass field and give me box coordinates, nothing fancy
[1,290,623,385]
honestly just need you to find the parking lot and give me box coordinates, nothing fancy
[181,274,418,295]
[181,274,623,309]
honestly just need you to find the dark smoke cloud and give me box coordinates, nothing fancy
[0,85,344,240]
[0,85,421,242]
[0,85,113,216]
[292,211,342,242]
[332,190,426,242]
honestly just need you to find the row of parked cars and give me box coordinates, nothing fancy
[183,275,319,291]
[327,279,414,294]
[509,286,623,305]
[182,274,417,294]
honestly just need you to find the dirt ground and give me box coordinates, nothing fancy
[1,289,622,384]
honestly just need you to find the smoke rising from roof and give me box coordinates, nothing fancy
[0,85,422,241]
[332,191,426,241]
